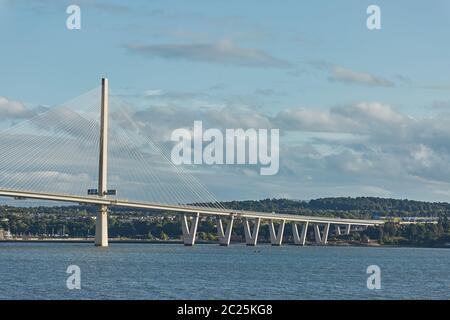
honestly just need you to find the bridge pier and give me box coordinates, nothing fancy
[345,224,351,235]
[95,205,108,247]
[292,221,308,246]
[268,219,285,246]
[243,218,261,246]
[322,223,330,244]
[313,223,330,245]
[217,216,234,246]
[181,213,200,246]
[335,225,341,236]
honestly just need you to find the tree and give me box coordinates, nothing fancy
[159,231,169,241]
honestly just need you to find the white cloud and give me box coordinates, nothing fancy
[144,89,164,97]
[310,61,394,87]
[0,96,33,119]
[329,66,394,87]
[125,39,291,68]
[274,101,408,135]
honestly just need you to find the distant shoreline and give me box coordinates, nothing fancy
[1,238,449,249]
[0,239,188,244]
[0,239,230,245]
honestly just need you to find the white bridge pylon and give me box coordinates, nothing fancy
[95,78,109,247]
[268,219,285,246]
[0,78,383,247]
[217,216,235,246]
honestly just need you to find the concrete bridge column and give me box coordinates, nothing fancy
[335,225,341,236]
[292,221,308,246]
[217,216,234,246]
[322,223,330,244]
[95,205,108,247]
[243,218,261,246]
[345,224,352,235]
[313,223,330,245]
[181,213,200,246]
[268,219,285,246]
[313,224,321,244]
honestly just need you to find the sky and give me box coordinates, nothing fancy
[1,0,450,203]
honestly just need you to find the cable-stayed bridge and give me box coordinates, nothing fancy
[0,78,382,247]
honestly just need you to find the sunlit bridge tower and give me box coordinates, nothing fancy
[95,78,109,247]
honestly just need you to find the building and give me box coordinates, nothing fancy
[0,228,12,240]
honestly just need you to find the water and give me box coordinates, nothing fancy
[0,243,449,300]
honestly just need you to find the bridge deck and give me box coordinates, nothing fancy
[0,188,382,226]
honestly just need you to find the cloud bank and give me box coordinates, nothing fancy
[126,40,291,68]
[310,61,395,87]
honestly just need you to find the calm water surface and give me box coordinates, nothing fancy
[0,243,449,299]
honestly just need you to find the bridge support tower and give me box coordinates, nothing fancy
[313,223,330,245]
[182,213,200,246]
[217,216,234,246]
[268,219,285,246]
[243,218,261,246]
[95,78,109,247]
[345,224,351,235]
[292,221,308,246]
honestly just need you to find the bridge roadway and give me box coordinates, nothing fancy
[0,188,384,246]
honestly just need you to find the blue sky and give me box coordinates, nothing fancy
[1,0,450,202]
